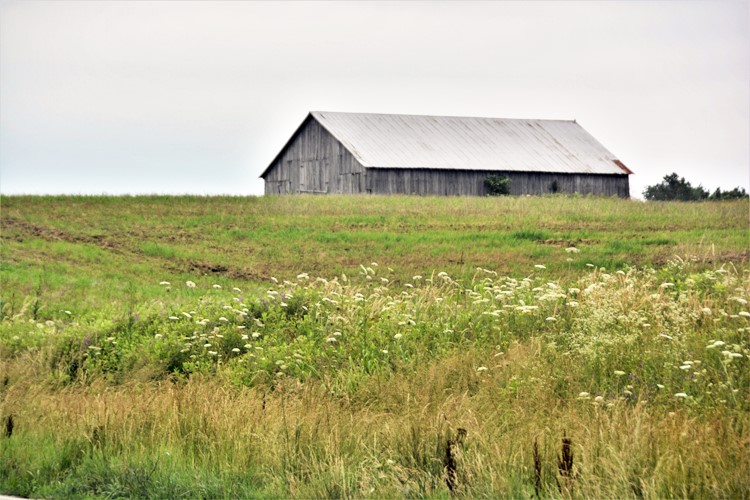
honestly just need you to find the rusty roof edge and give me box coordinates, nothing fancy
[613,160,633,175]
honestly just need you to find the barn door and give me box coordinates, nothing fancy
[298,162,306,193]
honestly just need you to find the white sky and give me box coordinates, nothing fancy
[1,0,748,197]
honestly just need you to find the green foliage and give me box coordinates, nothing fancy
[644,173,748,201]
[484,175,511,196]
[1,195,749,497]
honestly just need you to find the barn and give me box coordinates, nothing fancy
[260,111,632,197]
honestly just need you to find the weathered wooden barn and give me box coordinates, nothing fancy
[261,111,632,197]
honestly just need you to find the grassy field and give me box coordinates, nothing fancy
[1,195,749,498]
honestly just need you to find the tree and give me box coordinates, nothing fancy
[642,173,708,201]
[643,173,748,201]
[708,186,749,200]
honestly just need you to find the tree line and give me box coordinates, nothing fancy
[643,173,748,201]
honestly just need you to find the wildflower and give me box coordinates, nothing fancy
[233,287,241,292]
[534,264,546,269]
[231,348,240,353]
[381,349,388,354]
[296,273,309,280]
[477,366,488,372]
[155,334,163,339]
[64,310,72,315]
[623,390,633,396]
[614,370,626,376]
[674,393,688,399]
[218,317,228,322]
[702,308,712,315]
[333,331,342,337]
[213,284,222,289]
[326,337,337,343]
[182,312,192,319]
[168,316,179,320]
[208,351,217,356]
[280,302,288,307]
[657,384,665,389]
[159,281,170,285]
[594,396,604,403]
[660,282,675,288]
[578,392,591,400]
[739,311,750,318]
[658,333,673,340]
[185,281,196,288]
[252,332,261,339]
[545,317,557,322]
[565,247,580,254]
[568,301,579,307]
[204,343,211,348]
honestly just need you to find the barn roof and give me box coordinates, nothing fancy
[262,111,632,177]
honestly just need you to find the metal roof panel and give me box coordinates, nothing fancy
[311,111,629,175]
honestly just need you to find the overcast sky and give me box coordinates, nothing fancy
[1,0,748,197]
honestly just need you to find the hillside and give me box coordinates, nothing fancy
[1,195,748,498]
[2,195,747,314]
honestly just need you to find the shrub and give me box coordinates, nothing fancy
[484,175,511,196]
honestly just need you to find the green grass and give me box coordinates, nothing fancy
[0,195,748,498]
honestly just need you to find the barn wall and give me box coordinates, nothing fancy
[366,169,630,198]
[263,118,365,195]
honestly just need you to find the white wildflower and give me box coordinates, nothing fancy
[394,333,403,340]
[674,393,688,399]
[578,392,590,400]
[534,264,546,269]
[477,366,488,372]
[185,281,196,288]
[213,284,222,289]
[565,247,580,254]
[159,281,170,285]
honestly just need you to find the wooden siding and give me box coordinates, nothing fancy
[263,118,364,195]
[263,117,630,198]
[366,169,630,197]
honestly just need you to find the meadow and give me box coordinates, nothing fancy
[1,195,748,498]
